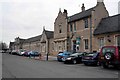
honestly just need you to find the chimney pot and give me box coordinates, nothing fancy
[97,0,103,3]
[81,3,85,12]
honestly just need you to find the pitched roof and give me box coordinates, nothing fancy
[45,30,54,39]
[68,7,95,23]
[94,14,120,35]
[24,35,42,43]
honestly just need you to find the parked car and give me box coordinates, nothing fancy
[17,49,26,56]
[11,50,18,55]
[57,52,63,61]
[22,51,30,57]
[82,52,99,66]
[28,51,40,57]
[99,46,120,68]
[57,51,74,62]
[64,52,87,64]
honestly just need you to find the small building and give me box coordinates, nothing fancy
[94,14,120,51]
[22,35,41,52]
[9,28,54,56]
[40,28,54,55]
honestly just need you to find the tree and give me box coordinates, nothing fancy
[0,42,8,50]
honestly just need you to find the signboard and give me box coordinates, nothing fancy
[76,37,81,45]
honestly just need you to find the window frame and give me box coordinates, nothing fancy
[59,24,62,33]
[99,37,104,48]
[74,22,76,32]
[84,18,88,28]
[70,23,73,32]
[84,39,89,50]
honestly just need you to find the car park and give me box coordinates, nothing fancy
[64,52,87,64]
[82,52,99,66]
[99,46,120,68]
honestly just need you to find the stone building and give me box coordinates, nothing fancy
[9,28,54,55]
[40,28,54,55]
[9,0,119,56]
[67,0,109,53]
[94,14,120,51]
[53,0,109,54]
[22,35,41,52]
[53,9,68,55]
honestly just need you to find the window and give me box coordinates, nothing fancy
[74,22,76,32]
[84,39,89,49]
[102,47,115,55]
[70,23,73,32]
[115,36,120,46]
[59,24,62,33]
[99,38,104,48]
[52,43,54,51]
[118,36,120,46]
[84,18,88,28]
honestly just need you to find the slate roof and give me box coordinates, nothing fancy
[24,35,42,43]
[45,30,54,39]
[68,7,95,23]
[94,14,120,35]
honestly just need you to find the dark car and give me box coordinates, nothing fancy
[57,51,74,62]
[23,51,30,57]
[99,46,120,68]
[64,52,87,64]
[82,52,99,66]
[11,50,19,55]
[28,51,40,57]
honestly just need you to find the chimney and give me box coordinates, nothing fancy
[63,9,68,17]
[81,3,85,12]
[97,0,104,3]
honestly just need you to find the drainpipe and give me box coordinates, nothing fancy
[90,16,92,52]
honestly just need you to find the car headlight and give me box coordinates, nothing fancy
[67,57,72,60]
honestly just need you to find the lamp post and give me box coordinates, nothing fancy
[46,52,48,61]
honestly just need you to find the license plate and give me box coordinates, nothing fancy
[101,57,104,59]
[85,57,90,59]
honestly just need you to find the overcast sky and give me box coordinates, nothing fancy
[0,0,119,45]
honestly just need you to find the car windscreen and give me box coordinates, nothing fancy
[86,53,94,56]
[70,53,78,57]
[102,47,115,54]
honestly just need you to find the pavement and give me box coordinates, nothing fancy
[30,55,57,61]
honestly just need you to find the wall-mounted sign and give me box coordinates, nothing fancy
[76,37,81,45]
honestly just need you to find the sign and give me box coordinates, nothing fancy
[76,37,81,45]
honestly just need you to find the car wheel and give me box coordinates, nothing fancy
[104,52,114,61]
[84,63,88,66]
[72,60,77,64]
